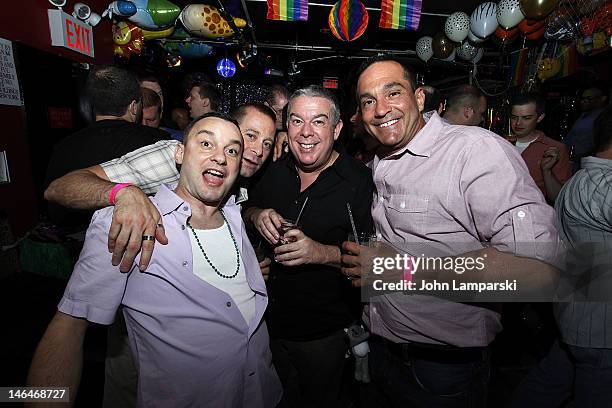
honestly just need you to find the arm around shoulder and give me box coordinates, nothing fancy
[44,165,113,210]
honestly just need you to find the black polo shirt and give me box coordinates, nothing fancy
[247,150,374,341]
[45,120,170,230]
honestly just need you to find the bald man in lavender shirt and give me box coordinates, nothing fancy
[27,113,281,408]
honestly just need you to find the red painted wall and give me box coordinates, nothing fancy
[0,0,114,237]
[0,0,114,63]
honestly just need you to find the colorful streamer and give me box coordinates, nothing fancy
[378,0,422,30]
[267,0,309,21]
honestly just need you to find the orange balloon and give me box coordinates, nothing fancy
[519,19,545,34]
[526,26,546,40]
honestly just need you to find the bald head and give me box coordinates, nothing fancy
[443,85,487,126]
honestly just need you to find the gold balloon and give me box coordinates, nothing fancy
[432,32,456,59]
[520,0,560,20]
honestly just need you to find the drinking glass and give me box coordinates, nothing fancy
[348,232,378,247]
[279,218,300,244]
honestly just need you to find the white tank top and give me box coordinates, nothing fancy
[188,222,256,325]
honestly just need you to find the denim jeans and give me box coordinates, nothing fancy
[509,340,612,408]
[365,339,490,408]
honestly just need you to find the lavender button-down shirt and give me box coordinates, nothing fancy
[58,185,282,407]
[365,113,563,347]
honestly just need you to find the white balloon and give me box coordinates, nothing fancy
[467,30,485,44]
[457,42,479,60]
[470,2,498,38]
[444,12,471,43]
[471,48,484,64]
[496,0,524,29]
[416,36,434,62]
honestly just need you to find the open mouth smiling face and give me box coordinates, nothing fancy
[287,95,342,171]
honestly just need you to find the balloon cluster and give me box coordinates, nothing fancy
[415,0,565,63]
[108,0,247,59]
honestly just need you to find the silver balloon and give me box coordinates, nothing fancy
[445,12,471,42]
[544,1,583,40]
[416,36,434,62]
[457,42,479,60]
[470,2,499,38]
[497,0,525,29]
[472,47,485,64]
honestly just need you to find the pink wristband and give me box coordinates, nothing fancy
[109,183,132,205]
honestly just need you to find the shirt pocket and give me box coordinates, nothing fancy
[385,194,429,237]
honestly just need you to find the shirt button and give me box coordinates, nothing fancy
[400,201,406,209]
[183,206,188,212]
[182,261,188,267]
[226,301,232,307]
[517,210,526,218]
[181,225,185,230]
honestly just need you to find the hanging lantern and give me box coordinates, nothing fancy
[328,0,369,42]
[216,58,236,78]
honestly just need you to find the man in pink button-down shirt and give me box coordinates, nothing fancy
[341,55,563,408]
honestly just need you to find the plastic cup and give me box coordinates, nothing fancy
[279,218,300,244]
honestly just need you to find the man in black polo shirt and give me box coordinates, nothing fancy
[244,85,374,407]
[45,65,169,231]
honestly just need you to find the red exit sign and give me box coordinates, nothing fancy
[48,9,94,57]
[322,77,338,89]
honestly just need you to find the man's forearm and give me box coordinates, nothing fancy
[426,247,558,295]
[320,244,342,268]
[45,166,114,210]
[27,312,88,407]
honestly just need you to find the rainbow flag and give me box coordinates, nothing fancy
[378,0,422,30]
[555,43,578,79]
[510,48,529,86]
[267,0,308,21]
